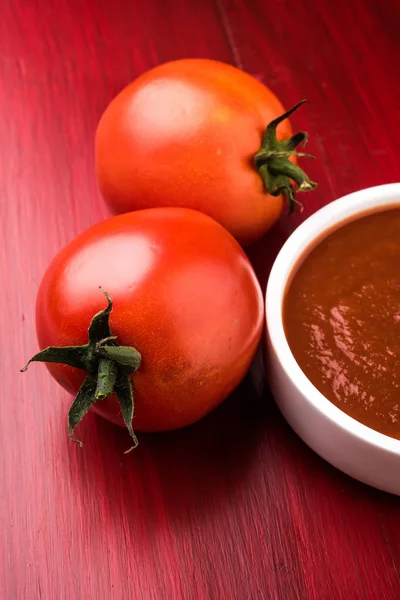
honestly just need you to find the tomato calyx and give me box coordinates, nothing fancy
[21,288,141,453]
[254,99,317,213]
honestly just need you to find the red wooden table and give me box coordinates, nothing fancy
[2,1,400,598]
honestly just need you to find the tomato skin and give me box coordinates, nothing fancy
[36,208,263,432]
[95,59,294,246]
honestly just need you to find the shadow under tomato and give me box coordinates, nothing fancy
[139,378,267,513]
[246,209,312,291]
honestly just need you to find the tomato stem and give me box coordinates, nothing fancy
[20,288,141,451]
[254,100,317,213]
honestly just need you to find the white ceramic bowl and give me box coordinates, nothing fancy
[266,183,400,494]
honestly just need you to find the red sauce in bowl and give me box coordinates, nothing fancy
[284,207,400,439]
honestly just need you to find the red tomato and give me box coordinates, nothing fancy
[30,208,263,444]
[95,59,316,246]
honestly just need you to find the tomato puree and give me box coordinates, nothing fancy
[284,207,400,439]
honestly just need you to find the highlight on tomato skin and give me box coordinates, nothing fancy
[21,207,264,450]
[95,58,317,246]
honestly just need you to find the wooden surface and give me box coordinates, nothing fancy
[1,0,400,598]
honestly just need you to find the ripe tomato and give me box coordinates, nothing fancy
[26,208,263,447]
[95,59,316,246]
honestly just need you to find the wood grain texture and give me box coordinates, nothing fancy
[1,0,400,598]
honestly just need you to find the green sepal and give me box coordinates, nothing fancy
[98,346,141,373]
[114,367,139,453]
[68,372,99,447]
[20,345,93,372]
[88,288,113,345]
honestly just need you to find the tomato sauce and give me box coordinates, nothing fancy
[284,207,400,439]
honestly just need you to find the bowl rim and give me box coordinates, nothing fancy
[266,182,400,457]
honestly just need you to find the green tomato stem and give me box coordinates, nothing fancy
[21,288,141,451]
[254,99,317,213]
